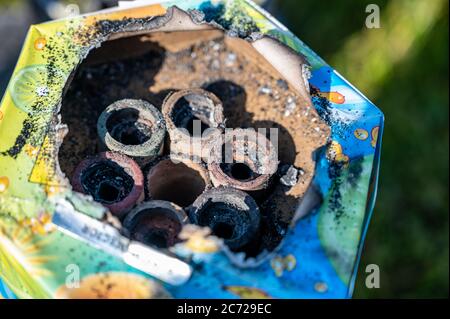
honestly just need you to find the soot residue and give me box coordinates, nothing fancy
[326,154,365,221]
[199,2,259,38]
[1,119,36,158]
[310,86,351,139]
[81,161,134,204]
[347,156,364,188]
[327,161,346,220]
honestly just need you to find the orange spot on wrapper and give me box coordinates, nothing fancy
[371,126,380,148]
[21,213,55,235]
[223,286,272,299]
[314,282,328,293]
[327,91,346,104]
[354,128,369,141]
[327,141,350,164]
[24,144,39,157]
[34,37,47,51]
[45,184,66,197]
[314,87,346,104]
[270,254,297,277]
[0,176,9,193]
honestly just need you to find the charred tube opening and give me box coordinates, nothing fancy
[146,157,211,208]
[189,187,260,250]
[123,201,187,249]
[71,152,144,218]
[208,128,279,193]
[162,89,224,160]
[97,99,165,161]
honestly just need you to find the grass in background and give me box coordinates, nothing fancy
[0,0,21,7]
[276,0,449,298]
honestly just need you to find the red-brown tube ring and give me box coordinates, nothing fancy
[123,200,188,249]
[71,152,144,218]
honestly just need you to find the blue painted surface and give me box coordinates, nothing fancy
[0,278,16,299]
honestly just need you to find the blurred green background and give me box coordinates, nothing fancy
[272,0,449,299]
[0,0,448,298]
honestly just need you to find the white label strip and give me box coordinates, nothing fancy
[124,243,192,286]
[53,200,192,286]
